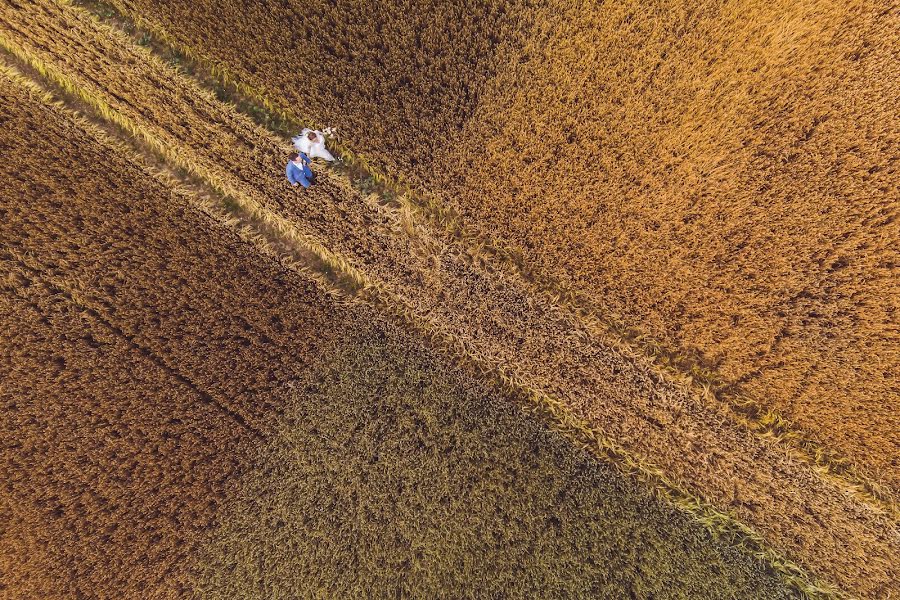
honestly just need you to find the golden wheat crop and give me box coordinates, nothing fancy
[192,322,804,599]
[101,0,900,498]
[2,2,897,596]
[0,64,806,599]
[435,0,900,496]
[0,66,339,596]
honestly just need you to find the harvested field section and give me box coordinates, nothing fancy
[102,0,900,494]
[2,3,898,596]
[195,320,798,599]
[0,67,799,599]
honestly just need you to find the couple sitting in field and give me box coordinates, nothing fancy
[285,128,335,189]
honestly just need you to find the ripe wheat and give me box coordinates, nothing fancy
[101,0,900,498]
[0,64,802,599]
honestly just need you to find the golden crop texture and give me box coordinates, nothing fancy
[3,1,898,596]
[0,1,898,591]
[0,68,347,596]
[0,64,802,598]
[107,0,900,495]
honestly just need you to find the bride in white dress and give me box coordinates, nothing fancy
[292,128,335,162]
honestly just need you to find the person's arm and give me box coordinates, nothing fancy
[300,152,311,165]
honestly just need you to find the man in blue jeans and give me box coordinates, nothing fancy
[286,150,315,188]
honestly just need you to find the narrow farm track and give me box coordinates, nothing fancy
[1,1,896,597]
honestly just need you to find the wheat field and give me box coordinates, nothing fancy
[0,64,801,598]
[103,0,899,493]
[0,0,897,597]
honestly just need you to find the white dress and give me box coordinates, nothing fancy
[292,128,335,161]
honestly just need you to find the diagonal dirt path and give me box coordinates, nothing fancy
[1,1,897,597]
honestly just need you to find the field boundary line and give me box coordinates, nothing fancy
[76,0,897,520]
[0,34,852,600]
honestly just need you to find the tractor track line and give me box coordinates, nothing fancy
[0,250,266,444]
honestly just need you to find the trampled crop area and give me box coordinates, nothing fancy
[0,0,897,598]
[106,0,899,495]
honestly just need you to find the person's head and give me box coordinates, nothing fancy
[288,151,300,162]
[307,132,317,141]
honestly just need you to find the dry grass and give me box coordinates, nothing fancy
[0,66,802,599]
[99,0,900,499]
